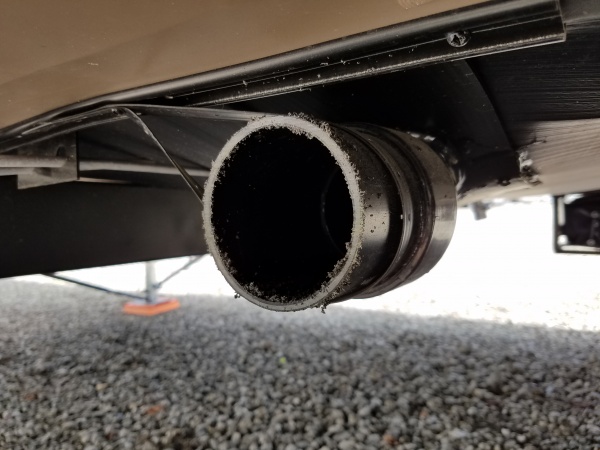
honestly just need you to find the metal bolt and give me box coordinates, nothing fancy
[446,31,471,48]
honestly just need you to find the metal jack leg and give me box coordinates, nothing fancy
[45,257,202,316]
[145,261,159,304]
[122,261,181,315]
[122,258,201,316]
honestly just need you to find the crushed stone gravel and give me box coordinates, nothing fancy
[1,279,599,450]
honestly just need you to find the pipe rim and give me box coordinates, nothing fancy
[203,115,365,311]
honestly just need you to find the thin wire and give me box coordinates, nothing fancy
[119,108,205,203]
[43,273,146,300]
[154,256,203,289]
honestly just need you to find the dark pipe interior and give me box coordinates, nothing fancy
[211,128,353,301]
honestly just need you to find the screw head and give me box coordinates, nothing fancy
[446,31,471,48]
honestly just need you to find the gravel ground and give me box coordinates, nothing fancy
[1,278,600,450]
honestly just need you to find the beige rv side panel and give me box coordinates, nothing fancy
[0,0,487,129]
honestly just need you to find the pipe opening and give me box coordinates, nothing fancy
[210,127,353,302]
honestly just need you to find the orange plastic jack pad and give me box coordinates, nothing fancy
[122,299,180,316]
